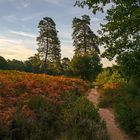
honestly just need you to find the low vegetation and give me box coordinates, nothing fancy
[0,0,139,139]
[0,70,108,140]
[96,69,140,139]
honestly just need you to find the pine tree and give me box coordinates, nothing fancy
[76,0,140,59]
[37,17,61,72]
[72,15,100,56]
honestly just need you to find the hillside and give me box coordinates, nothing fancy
[0,70,108,140]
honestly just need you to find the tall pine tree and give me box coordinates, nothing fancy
[72,15,100,56]
[71,15,101,80]
[37,17,61,73]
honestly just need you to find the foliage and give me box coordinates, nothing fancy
[76,0,140,59]
[37,17,61,73]
[99,83,140,139]
[0,70,87,98]
[0,95,108,140]
[32,10,140,139]
[24,54,42,73]
[0,55,65,75]
[117,50,140,79]
[72,15,100,56]
[96,68,126,89]
[7,59,25,71]
[0,70,108,140]
[70,54,102,81]
[0,56,8,70]
[47,61,63,76]
[96,69,111,86]
[76,0,140,81]
[97,68,140,138]
[75,0,111,14]
[71,14,102,81]
[61,57,70,76]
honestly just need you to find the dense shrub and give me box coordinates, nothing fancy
[96,69,126,89]
[0,56,8,70]
[98,83,140,139]
[115,84,140,138]
[0,70,108,140]
[0,94,108,140]
[70,54,102,81]
[117,50,140,79]
[96,69,140,138]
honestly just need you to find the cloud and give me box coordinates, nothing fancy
[3,15,18,22]
[61,45,74,59]
[91,17,101,22]
[0,36,114,67]
[20,13,42,21]
[23,3,30,8]
[10,30,36,38]
[0,38,22,45]
[101,58,116,68]
[16,2,30,9]
[0,36,36,60]
[0,35,74,61]
[3,13,41,23]
[58,29,72,42]
[9,0,30,9]
[58,29,73,59]
[44,0,69,6]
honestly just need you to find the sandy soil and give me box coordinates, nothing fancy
[87,88,129,140]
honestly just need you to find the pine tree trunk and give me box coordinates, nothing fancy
[44,37,49,73]
[83,24,87,54]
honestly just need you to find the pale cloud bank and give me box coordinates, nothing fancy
[3,13,41,22]
[101,58,116,68]
[0,36,36,60]
[23,3,30,8]
[0,35,74,61]
[44,0,69,6]
[61,45,74,59]
[10,30,36,38]
[0,35,114,67]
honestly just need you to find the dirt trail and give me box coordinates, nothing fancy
[87,88,129,140]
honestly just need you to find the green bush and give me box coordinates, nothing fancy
[70,54,102,81]
[96,66,140,139]
[0,93,109,140]
[99,88,120,108]
[99,83,140,139]
[96,69,126,88]
[59,96,108,140]
[116,101,140,137]
[28,96,48,111]
[96,69,111,86]
[115,84,140,138]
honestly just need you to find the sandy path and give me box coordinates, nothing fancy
[87,88,129,140]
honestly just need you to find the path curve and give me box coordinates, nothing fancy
[87,88,129,140]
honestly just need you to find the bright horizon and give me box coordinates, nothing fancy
[0,0,115,67]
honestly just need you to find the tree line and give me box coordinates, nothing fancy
[0,15,101,81]
[76,1,140,139]
[76,0,140,80]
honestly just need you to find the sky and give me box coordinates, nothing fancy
[0,0,115,67]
